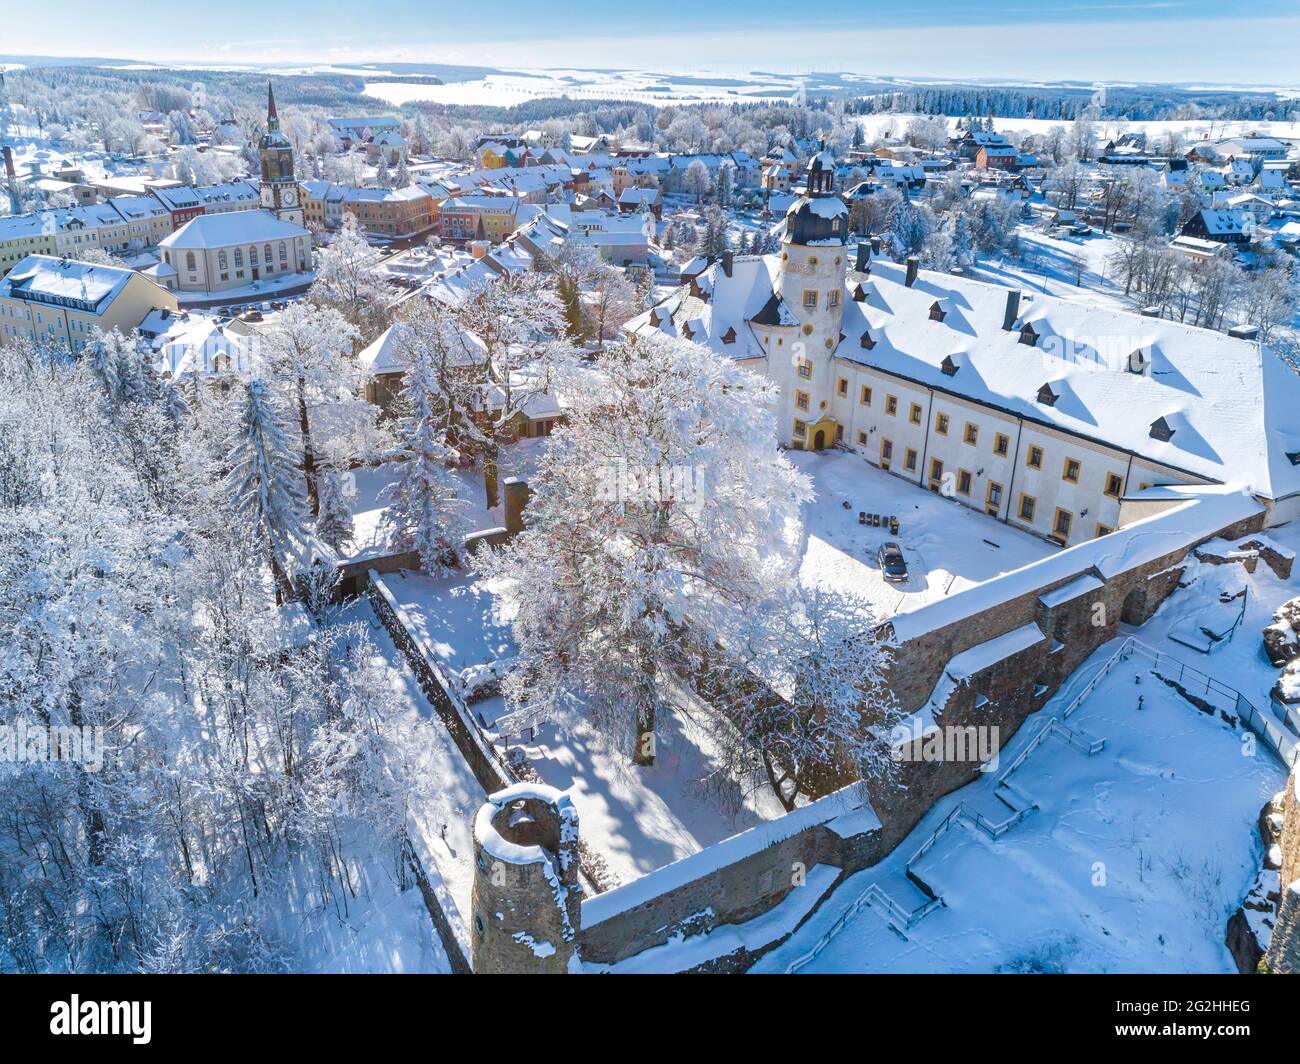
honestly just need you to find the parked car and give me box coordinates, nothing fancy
[878,541,908,583]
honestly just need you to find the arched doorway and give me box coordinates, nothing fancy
[813,429,826,450]
[1121,586,1148,624]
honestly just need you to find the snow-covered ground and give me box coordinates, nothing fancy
[325,595,489,952]
[757,523,1300,974]
[970,226,1130,312]
[790,448,1059,621]
[344,440,548,559]
[363,69,795,108]
[379,566,786,889]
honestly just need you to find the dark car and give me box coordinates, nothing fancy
[878,541,908,583]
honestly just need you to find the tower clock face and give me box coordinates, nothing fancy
[283,188,298,206]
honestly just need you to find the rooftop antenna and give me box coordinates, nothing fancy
[0,71,21,214]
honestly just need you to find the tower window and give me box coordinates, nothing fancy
[802,290,818,308]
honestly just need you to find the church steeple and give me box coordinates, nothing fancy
[258,80,303,225]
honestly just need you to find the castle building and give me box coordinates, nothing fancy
[258,83,304,227]
[625,156,1300,547]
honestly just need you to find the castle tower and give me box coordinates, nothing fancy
[773,150,849,450]
[0,72,20,214]
[258,82,303,226]
[471,783,582,974]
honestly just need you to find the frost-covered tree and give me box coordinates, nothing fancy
[314,468,355,553]
[477,332,813,767]
[223,377,308,602]
[379,338,464,574]
[309,214,391,346]
[684,158,711,206]
[260,301,360,515]
[702,587,901,811]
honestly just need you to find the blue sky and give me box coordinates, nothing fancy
[7,1,1300,83]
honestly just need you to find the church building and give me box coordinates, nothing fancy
[155,84,312,296]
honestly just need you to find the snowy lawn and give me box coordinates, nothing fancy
[969,226,1130,311]
[789,448,1059,621]
[380,568,787,889]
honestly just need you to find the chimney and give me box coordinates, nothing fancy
[1228,324,1260,340]
[503,477,532,537]
[869,236,882,255]
[1002,290,1022,331]
[904,256,919,288]
[721,250,734,277]
[1139,305,1162,318]
[855,241,871,272]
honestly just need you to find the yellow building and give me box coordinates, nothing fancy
[0,255,178,352]
[0,214,59,275]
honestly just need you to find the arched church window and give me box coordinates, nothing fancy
[249,246,258,265]
[218,251,228,269]
[185,251,196,271]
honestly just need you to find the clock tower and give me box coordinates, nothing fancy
[259,82,303,226]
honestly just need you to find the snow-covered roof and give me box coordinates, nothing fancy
[0,254,140,311]
[155,314,255,378]
[158,210,309,249]
[357,321,487,376]
[628,254,1300,501]
[890,485,1265,642]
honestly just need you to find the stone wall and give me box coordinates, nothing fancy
[367,571,516,795]
[1266,771,1300,973]
[866,493,1266,853]
[578,786,883,967]
[399,828,472,975]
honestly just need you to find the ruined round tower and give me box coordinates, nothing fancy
[471,783,582,974]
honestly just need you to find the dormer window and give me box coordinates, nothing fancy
[1020,323,1039,347]
[941,355,960,376]
[1287,451,1300,466]
[649,308,663,327]
[721,326,736,345]
[1037,383,1058,406]
[852,283,868,302]
[1149,416,1175,442]
[929,301,947,322]
[860,330,876,350]
[1128,347,1150,375]
[682,322,696,339]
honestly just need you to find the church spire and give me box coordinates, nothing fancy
[267,81,279,129]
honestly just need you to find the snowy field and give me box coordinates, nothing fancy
[363,70,791,109]
[790,449,1059,621]
[757,523,1300,974]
